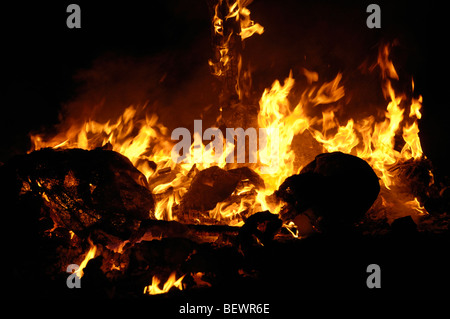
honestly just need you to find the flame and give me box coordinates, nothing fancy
[143,272,185,295]
[311,113,359,153]
[77,240,97,278]
[252,42,426,218]
[256,72,309,190]
[222,0,264,40]
[31,105,174,182]
[192,272,212,288]
[209,0,263,99]
[237,5,264,40]
[30,18,426,226]
[405,197,427,216]
[303,44,423,191]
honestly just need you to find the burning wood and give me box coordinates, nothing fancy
[131,219,240,244]
[1,147,154,239]
[180,166,264,220]
[276,152,380,234]
[3,119,449,300]
[207,0,263,129]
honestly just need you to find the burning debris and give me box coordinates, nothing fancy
[180,166,264,220]
[2,147,154,238]
[2,0,449,300]
[276,152,380,235]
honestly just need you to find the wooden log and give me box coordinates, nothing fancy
[0,147,155,239]
[180,165,264,212]
[129,219,241,246]
[207,0,259,130]
[276,152,380,232]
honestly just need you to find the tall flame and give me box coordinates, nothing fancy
[253,72,310,214]
[252,42,425,218]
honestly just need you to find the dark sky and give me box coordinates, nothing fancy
[2,0,448,175]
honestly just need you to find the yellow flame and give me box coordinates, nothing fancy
[77,241,97,278]
[256,72,310,190]
[404,197,427,215]
[143,272,185,295]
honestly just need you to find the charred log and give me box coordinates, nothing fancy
[180,165,264,212]
[238,210,282,249]
[388,157,433,199]
[276,152,380,233]
[130,219,240,245]
[0,147,154,239]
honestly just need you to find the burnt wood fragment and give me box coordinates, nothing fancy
[130,219,240,245]
[0,147,154,239]
[180,165,264,212]
[276,152,380,232]
[388,157,432,198]
[238,211,282,248]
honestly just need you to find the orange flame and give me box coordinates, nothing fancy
[143,272,185,295]
[76,240,97,278]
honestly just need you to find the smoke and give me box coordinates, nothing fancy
[45,0,426,134]
[55,41,222,137]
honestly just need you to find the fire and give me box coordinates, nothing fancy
[253,72,310,214]
[252,42,426,218]
[29,42,427,225]
[77,240,97,278]
[405,197,427,215]
[29,0,427,227]
[143,272,185,295]
[209,0,263,99]
[235,3,264,40]
[31,105,174,182]
[305,58,423,191]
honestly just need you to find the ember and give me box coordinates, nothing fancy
[2,0,449,301]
